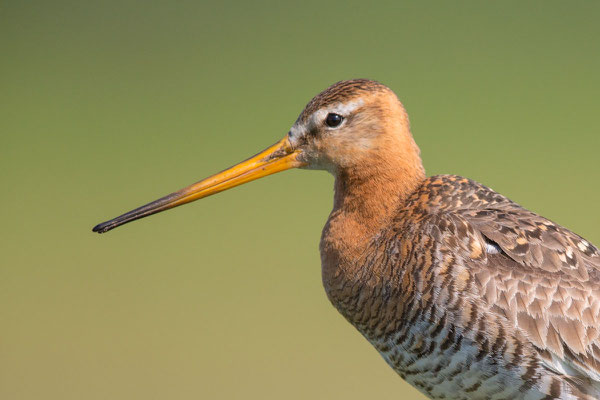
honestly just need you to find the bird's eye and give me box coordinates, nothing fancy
[325,113,343,128]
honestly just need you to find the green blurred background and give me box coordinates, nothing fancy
[2,1,599,399]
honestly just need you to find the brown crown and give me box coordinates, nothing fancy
[298,79,391,122]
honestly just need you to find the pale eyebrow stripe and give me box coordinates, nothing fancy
[290,98,366,141]
[329,99,365,115]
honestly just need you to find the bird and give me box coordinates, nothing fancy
[93,79,600,399]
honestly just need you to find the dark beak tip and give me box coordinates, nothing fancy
[92,221,112,234]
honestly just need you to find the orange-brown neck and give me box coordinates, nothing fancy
[332,154,425,231]
[320,131,426,307]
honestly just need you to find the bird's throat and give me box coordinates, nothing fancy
[332,152,425,240]
[320,156,426,309]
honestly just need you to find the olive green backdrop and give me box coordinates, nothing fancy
[2,1,599,399]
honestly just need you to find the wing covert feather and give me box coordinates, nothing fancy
[451,205,600,383]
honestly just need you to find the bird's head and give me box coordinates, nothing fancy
[93,79,423,233]
[289,79,418,175]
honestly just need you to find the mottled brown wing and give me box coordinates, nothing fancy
[458,205,600,383]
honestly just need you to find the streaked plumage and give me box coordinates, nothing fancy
[323,174,600,399]
[93,79,599,399]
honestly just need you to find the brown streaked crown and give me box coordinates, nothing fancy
[298,79,391,122]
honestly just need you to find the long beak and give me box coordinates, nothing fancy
[92,137,304,234]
